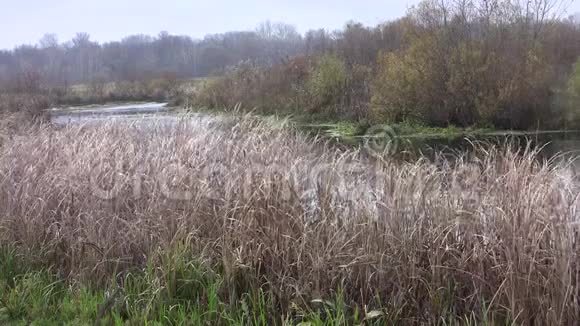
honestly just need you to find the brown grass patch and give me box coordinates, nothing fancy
[0,116,579,323]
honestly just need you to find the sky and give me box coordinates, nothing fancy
[0,0,579,50]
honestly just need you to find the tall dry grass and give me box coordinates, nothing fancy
[0,93,51,117]
[0,94,50,148]
[0,116,579,323]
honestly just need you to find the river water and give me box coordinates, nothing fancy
[401,132,580,161]
[49,103,580,164]
[50,102,170,125]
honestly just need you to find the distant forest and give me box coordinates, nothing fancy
[0,21,309,85]
[3,8,575,87]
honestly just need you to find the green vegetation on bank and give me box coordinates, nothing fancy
[183,47,580,131]
[0,245,397,325]
[299,120,494,139]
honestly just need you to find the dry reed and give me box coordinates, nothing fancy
[0,116,579,323]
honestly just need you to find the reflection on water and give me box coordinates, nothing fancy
[414,133,580,161]
[49,102,225,132]
[50,102,169,125]
[310,124,580,166]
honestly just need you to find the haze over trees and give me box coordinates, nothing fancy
[0,21,304,87]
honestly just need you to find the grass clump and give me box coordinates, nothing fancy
[0,244,390,325]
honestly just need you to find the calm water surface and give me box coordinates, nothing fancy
[50,103,580,164]
[50,102,170,124]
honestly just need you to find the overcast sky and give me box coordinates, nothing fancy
[1,0,579,50]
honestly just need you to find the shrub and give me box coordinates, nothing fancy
[344,63,372,119]
[557,58,580,128]
[306,54,348,111]
[371,34,555,129]
[189,59,311,113]
[491,47,554,129]
[371,36,442,124]
[0,93,51,119]
[567,58,580,99]
[187,56,372,120]
[372,51,416,123]
[446,42,494,126]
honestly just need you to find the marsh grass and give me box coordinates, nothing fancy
[0,93,51,118]
[1,115,580,324]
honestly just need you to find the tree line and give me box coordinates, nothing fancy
[0,21,304,88]
[188,0,580,129]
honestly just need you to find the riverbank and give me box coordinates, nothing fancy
[48,101,580,142]
[43,101,580,162]
[181,107,580,161]
[183,106,580,138]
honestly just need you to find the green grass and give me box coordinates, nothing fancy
[0,246,397,325]
[183,106,499,141]
[0,245,498,325]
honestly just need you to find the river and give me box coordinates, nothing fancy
[49,102,580,164]
[50,102,171,124]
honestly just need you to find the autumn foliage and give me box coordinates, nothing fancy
[190,0,580,129]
